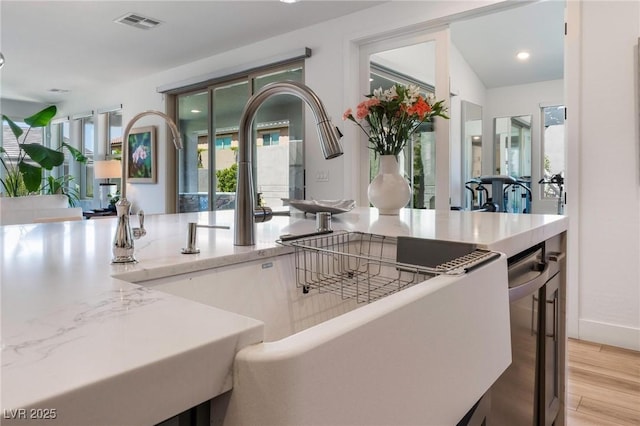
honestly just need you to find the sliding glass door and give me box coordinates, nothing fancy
[211,80,249,210]
[253,67,304,205]
[177,63,304,213]
[177,90,210,212]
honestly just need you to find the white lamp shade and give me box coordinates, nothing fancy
[94,160,121,179]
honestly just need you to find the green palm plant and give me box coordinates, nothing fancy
[1,105,86,199]
[41,175,82,207]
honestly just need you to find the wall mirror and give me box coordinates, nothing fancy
[492,115,532,213]
[461,101,482,209]
[494,115,531,178]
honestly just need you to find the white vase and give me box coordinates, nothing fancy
[368,155,411,215]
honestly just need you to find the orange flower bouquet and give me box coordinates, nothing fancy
[343,83,449,156]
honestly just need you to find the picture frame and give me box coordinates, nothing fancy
[126,126,157,184]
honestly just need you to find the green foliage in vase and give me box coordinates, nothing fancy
[41,175,82,207]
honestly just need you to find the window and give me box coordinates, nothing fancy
[541,105,565,199]
[81,116,95,199]
[215,136,232,149]
[1,119,45,195]
[108,110,123,158]
[260,131,280,146]
[494,115,532,178]
[177,89,215,212]
[2,120,44,160]
[50,120,70,181]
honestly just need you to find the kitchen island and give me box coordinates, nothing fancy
[1,207,568,425]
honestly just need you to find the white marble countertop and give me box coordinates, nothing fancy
[0,207,567,425]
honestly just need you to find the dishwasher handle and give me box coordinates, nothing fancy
[509,260,551,302]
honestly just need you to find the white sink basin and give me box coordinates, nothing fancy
[138,246,511,425]
[140,254,360,342]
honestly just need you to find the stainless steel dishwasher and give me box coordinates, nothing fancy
[488,243,561,425]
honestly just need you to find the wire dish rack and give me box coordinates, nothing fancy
[278,231,499,304]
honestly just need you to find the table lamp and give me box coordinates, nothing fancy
[94,159,121,209]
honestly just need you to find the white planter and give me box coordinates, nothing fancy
[367,155,411,215]
[0,194,81,225]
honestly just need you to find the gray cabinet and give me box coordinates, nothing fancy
[487,235,566,426]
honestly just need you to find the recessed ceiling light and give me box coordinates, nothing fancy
[516,51,530,61]
[280,0,299,3]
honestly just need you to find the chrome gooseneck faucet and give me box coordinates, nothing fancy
[112,110,183,263]
[234,81,343,246]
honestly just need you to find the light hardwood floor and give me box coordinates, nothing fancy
[567,338,640,425]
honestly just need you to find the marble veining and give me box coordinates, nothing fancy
[3,287,163,369]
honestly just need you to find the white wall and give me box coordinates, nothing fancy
[571,0,640,350]
[450,43,487,207]
[371,42,436,85]
[0,99,48,121]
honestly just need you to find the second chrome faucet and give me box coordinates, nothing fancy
[112,110,183,264]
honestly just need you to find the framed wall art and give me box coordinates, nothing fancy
[127,126,156,183]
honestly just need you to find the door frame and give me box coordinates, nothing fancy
[356,27,451,210]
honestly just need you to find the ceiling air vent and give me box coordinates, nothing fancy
[114,13,162,30]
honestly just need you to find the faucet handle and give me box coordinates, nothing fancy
[254,206,273,223]
[132,210,146,239]
[138,210,145,229]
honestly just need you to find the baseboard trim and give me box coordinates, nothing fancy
[578,319,640,351]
